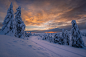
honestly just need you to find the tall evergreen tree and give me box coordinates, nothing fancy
[71,20,84,48]
[1,3,15,36]
[15,6,25,38]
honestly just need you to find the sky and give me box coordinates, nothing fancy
[0,0,86,33]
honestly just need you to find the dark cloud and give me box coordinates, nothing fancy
[61,1,86,20]
[0,0,86,32]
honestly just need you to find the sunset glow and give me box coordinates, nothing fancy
[0,0,86,33]
[45,32,57,33]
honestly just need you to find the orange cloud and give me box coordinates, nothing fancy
[0,0,86,31]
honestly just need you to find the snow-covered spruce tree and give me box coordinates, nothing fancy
[71,20,84,48]
[15,6,25,38]
[1,3,16,36]
[61,29,65,45]
[64,30,70,45]
[42,33,47,40]
[54,33,58,43]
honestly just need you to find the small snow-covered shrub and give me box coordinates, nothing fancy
[82,32,86,37]
[25,32,31,37]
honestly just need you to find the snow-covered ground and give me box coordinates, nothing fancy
[0,35,86,57]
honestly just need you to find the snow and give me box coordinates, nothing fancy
[0,35,86,57]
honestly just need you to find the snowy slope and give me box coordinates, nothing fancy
[0,35,86,57]
[0,35,50,57]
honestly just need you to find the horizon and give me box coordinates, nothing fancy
[0,0,86,33]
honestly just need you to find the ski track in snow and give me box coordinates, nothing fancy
[42,42,86,57]
[31,40,62,57]
[30,36,86,57]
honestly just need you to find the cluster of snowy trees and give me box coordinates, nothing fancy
[1,3,25,38]
[41,20,84,48]
[42,33,54,42]
[54,30,70,45]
